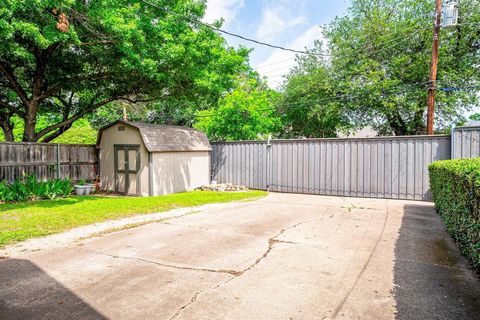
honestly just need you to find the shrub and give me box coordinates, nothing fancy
[429,158,480,272]
[0,180,15,202]
[0,174,74,203]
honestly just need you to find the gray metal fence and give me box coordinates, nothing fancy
[212,127,480,201]
[452,125,480,159]
[0,142,98,183]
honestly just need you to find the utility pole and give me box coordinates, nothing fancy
[426,0,443,135]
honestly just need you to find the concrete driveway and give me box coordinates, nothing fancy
[1,193,479,320]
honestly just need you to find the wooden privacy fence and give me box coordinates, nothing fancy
[211,126,480,201]
[0,142,98,183]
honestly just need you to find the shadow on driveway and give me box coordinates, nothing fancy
[0,258,106,320]
[393,204,480,320]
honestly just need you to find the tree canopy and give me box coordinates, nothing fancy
[194,74,282,141]
[1,0,479,143]
[469,113,480,122]
[279,0,480,136]
[277,53,349,138]
[0,116,97,143]
[0,0,249,142]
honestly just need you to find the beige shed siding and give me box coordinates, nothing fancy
[99,123,150,196]
[151,151,210,195]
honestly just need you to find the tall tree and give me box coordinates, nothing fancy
[194,74,282,141]
[327,0,479,135]
[281,0,480,136]
[277,50,350,138]
[469,112,480,121]
[0,0,249,142]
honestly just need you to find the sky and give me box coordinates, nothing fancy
[203,0,351,89]
[202,0,478,118]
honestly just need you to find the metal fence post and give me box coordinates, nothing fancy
[56,143,61,179]
[266,136,272,191]
[450,125,456,159]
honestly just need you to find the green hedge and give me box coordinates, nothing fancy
[429,158,480,272]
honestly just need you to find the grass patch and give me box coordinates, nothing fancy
[0,191,267,247]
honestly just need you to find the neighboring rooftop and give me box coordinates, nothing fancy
[337,126,379,138]
[465,120,480,127]
[97,120,211,152]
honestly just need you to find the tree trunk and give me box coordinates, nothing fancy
[386,112,407,136]
[41,124,72,143]
[412,108,426,135]
[22,116,36,142]
[0,112,15,141]
[22,101,39,142]
[392,126,406,136]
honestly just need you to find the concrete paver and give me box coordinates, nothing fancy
[1,193,479,320]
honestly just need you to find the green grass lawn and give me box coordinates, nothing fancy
[0,191,267,247]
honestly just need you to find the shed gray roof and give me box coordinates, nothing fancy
[97,120,211,152]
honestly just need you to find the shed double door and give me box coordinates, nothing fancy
[114,144,140,195]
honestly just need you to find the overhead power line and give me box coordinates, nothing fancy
[440,85,480,92]
[258,28,432,78]
[258,22,432,76]
[141,0,438,76]
[195,78,479,119]
[257,57,300,69]
[194,81,434,118]
[276,81,432,109]
[195,82,478,119]
[139,0,479,120]
[466,65,480,81]
[139,0,330,57]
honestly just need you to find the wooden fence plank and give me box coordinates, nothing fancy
[0,142,98,183]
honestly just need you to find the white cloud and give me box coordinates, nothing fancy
[256,8,306,40]
[257,25,324,89]
[203,0,244,27]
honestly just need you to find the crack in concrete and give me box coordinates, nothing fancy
[91,251,241,276]
[272,239,299,245]
[166,224,268,242]
[234,219,319,277]
[91,219,320,280]
[168,275,237,320]
[167,218,322,320]
[92,218,322,320]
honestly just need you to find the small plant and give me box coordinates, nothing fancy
[45,178,74,200]
[0,180,15,202]
[0,174,74,203]
[8,177,30,202]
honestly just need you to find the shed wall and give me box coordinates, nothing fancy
[151,151,210,195]
[99,123,149,196]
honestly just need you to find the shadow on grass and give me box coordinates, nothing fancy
[0,258,106,319]
[393,204,480,320]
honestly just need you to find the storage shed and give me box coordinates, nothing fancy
[96,120,211,196]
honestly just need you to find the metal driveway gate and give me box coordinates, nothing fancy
[211,126,480,201]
